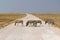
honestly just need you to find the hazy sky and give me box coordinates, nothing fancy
[0,0,60,13]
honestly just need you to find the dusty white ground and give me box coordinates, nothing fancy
[0,14,60,40]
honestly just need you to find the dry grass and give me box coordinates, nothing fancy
[32,14,60,28]
[0,14,26,28]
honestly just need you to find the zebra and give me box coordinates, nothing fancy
[15,20,23,26]
[45,19,54,25]
[26,20,42,27]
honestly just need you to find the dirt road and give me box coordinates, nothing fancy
[0,14,60,40]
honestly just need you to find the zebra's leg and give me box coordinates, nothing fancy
[15,22,17,26]
[26,22,29,27]
[33,22,37,27]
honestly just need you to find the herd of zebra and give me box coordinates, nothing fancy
[15,19,54,27]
